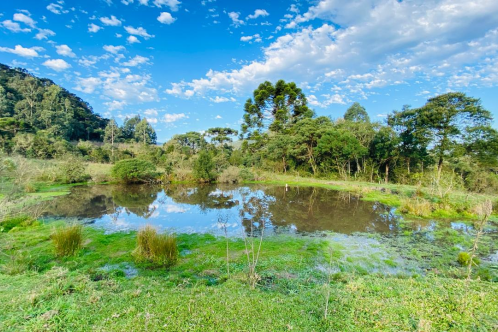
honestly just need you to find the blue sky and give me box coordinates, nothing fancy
[1,0,498,142]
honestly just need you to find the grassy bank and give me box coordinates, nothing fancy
[1,221,498,331]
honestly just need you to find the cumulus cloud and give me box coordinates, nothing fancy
[1,20,31,33]
[240,34,262,42]
[100,15,122,26]
[35,28,56,40]
[55,44,75,57]
[246,9,269,20]
[74,77,102,93]
[0,45,43,58]
[13,13,36,28]
[103,45,126,54]
[88,23,102,33]
[123,55,150,66]
[153,0,181,11]
[43,59,71,71]
[46,3,69,14]
[127,36,140,44]
[124,26,154,39]
[228,12,244,27]
[157,12,176,24]
[166,0,498,101]
[163,113,187,123]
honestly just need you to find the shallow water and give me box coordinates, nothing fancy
[42,184,401,235]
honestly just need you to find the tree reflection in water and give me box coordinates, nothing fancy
[43,184,401,235]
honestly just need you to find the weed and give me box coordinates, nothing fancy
[51,223,83,257]
[467,200,492,280]
[399,198,433,217]
[133,225,178,267]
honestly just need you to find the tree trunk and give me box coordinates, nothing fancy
[437,156,443,183]
[385,163,389,184]
[407,157,410,175]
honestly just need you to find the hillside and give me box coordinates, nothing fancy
[0,63,108,142]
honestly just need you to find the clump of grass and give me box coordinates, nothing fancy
[399,198,433,217]
[0,215,36,233]
[133,225,178,267]
[52,224,83,257]
[1,250,34,275]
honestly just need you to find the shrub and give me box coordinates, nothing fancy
[0,215,36,232]
[59,156,90,184]
[457,252,480,267]
[133,225,178,267]
[111,159,157,183]
[52,224,83,257]
[239,168,255,181]
[218,166,242,183]
[193,150,216,183]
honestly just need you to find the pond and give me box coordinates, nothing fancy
[42,184,401,236]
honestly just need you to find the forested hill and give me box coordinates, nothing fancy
[0,63,108,141]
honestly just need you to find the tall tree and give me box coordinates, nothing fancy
[134,119,156,145]
[344,102,370,123]
[241,80,313,138]
[122,115,141,140]
[104,119,121,156]
[370,127,400,183]
[416,93,492,180]
[205,127,238,146]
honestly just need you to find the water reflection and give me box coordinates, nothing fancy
[43,184,401,235]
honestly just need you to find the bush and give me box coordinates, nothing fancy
[133,225,178,267]
[59,156,89,184]
[0,215,36,232]
[457,252,480,266]
[239,168,255,181]
[52,224,83,257]
[193,150,216,183]
[218,166,242,183]
[111,159,157,183]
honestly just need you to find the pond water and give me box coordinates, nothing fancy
[42,184,401,236]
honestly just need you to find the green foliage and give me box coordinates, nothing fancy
[193,150,216,182]
[217,166,242,183]
[0,215,35,232]
[51,224,83,257]
[239,168,255,181]
[59,156,89,184]
[344,102,370,123]
[134,118,157,145]
[111,159,157,183]
[133,225,178,267]
[457,252,480,266]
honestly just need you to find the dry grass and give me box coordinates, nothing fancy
[399,198,433,217]
[51,224,83,257]
[133,225,178,267]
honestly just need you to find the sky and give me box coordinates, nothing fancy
[1,0,498,142]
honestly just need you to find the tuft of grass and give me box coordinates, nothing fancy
[399,198,433,217]
[51,224,83,257]
[0,215,37,233]
[133,225,178,267]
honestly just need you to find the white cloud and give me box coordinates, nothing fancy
[1,20,31,33]
[210,96,236,103]
[100,15,122,26]
[240,34,262,43]
[103,45,126,54]
[153,0,181,11]
[35,28,56,40]
[55,45,75,57]
[74,77,102,93]
[246,9,269,20]
[0,45,42,58]
[144,109,159,116]
[43,59,71,71]
[228,12,244,27]
[167,0,498,100]
[13,13,36,28]
[96,70,158,106]
[127,35,140,44]
[215,115,222,119]
[104,100,127,110]
[46,3,68,15]
[124,26,154,39]
[308,94,346,107]
[157,12,176,24]
[88,23,102,33]
[123,55,150,66]
[163,113,187,123]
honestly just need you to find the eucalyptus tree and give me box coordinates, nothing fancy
[344,102,370,123]
[134,119,157,145]
[104,119,121,156]
[370,126,401,183]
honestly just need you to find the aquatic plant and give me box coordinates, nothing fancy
[133,225,178,267]
[52,223,83,257]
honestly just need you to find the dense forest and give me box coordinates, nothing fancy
[1,64,497,193]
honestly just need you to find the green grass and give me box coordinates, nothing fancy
[1,221,497,331]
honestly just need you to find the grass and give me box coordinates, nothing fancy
[133,225,178,267]
[51,224,83,257]
[0,221,497,330]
